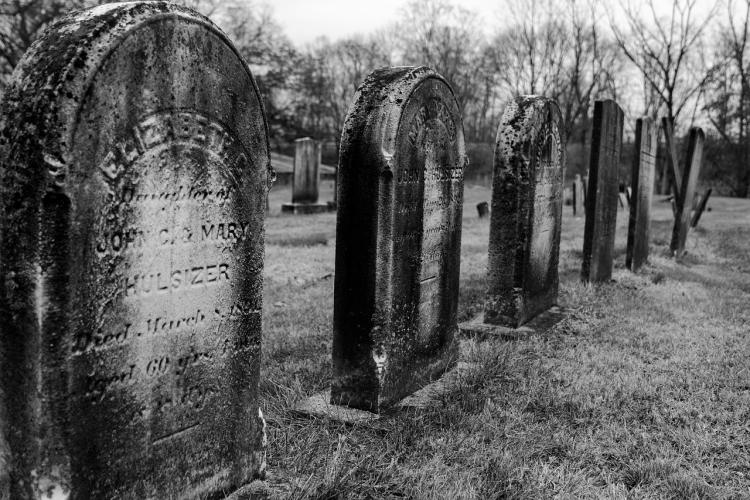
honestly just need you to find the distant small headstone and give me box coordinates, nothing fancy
[573,174,585,216]
[331,66,465,412]
[671,128,705,256]
[282,138,329,214]
[581,100,624,283]
[626,117,657,272]
[477,201,489,218]
[460,96,565,336]
[0,4,268,497]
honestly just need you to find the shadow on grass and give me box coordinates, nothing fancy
[267,232,329,247]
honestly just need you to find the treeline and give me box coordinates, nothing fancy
[1,0,748,196]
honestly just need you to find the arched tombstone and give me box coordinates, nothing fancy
[0,3,270,498]
[460,96,565,337]
[329,66,466,412]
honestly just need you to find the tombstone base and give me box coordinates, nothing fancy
[396,362,477,409]
[281,202,331,214]
[293,390,381,424]
[224,477,292,499]
[293,363,476,423]
[459,306,566,340]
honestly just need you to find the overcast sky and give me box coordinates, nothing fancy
[268,0,721,47]
[270,0,499,45]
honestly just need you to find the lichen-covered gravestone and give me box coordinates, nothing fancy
[0,3,269,498]
[459,96,565,336]
[581,99,624,283]
[331,66,465,412]
[281,137,329,214]
[626,117,657,272]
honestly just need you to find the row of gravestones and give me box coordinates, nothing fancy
[0,4,697,498]
[573,104,706,277]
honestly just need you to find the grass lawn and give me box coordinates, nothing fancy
[256,181,750,499]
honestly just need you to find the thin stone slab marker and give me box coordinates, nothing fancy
[0,3,269,498]
[293,138,320,203]
[626,117,657,272]
[327,66,465,413]
[573,174,584,215]
[282,137,329,214]
[670,128,705,257]
[459,96,566,337]
[581,99,624,283]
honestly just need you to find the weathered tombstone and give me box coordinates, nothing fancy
[282,137,329,214]
[330,66,465,412]
[581,99,624,283]
[626,117,657,272]
[477,201,489,218]
[459,96,565,336]
[691,188,712,228]
[0,4,269,498]
[671,128,705,257]
[572,174,585,216]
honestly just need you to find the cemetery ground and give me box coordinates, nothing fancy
[257,182,750,499]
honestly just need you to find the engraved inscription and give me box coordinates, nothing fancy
[98,110,247,194]
[395,92,462,347]
[407,100,458,146]
[527,122,562,294]
[73,108,259,450]
[123,263,230,298]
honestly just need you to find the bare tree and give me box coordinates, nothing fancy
[704,0,750,197]
[491,0,569,99]
[611,0,716,194]
[610,0,717,122]
[558,0,622,142]
[394,0,487,130]
[292,35,390,142]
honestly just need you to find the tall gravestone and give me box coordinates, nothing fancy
[282,137,328,214]
[670,128,704,257]
[572,174,585,216]
[459,96,565,336]
[581,100,624,283]
[0,3,269,498]
[626,117,657,272]
[331,66,465,412]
